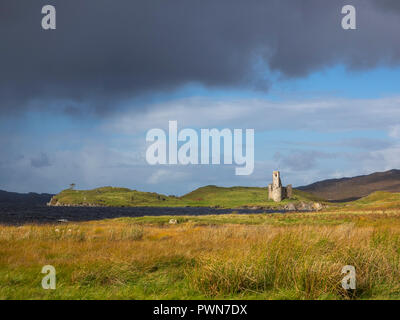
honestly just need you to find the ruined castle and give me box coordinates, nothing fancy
[268,171,292,202]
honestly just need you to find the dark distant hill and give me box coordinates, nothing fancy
[0,190,53,206]
[297,169,400,202]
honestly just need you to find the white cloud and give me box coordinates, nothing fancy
[106,96,400,135]
[389,125,400,139]
[3,95,400,194]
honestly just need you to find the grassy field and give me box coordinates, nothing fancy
[49,185,324,208]
[2,207,400,299]
[341,191,400,210]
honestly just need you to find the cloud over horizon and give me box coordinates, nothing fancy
[1,95,400,194]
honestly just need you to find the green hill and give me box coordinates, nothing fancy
[344,191,400,210]
[180,185,322,207]
[48,185,324,209]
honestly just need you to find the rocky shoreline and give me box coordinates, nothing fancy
[236,202,325,211]
[48,198,325,212]
[47,200,103,208]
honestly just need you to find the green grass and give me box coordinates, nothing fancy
[324,191,400,212]
[49,185,325,208]
[350,191,400,209]
[3,211,400,299]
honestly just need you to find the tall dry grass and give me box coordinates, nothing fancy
[187,224,400,298]
[1,215,400,299]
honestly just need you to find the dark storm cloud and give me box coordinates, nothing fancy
[374,0,400,12]
[1,0,400,114]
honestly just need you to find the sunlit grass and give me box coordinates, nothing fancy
[2,210,400,299]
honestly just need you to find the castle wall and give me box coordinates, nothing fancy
[268,171,292,202]
[286,184,293,199]
[271,187,283,202]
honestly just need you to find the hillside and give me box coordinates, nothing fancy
[0,190,53,206]
[342,191,400,211]
[48,185,323,209]
[298,169,400,201]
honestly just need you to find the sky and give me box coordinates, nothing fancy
[1,0,400,195]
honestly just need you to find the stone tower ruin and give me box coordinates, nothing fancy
[268,171,292,202]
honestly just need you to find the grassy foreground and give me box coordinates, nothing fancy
[49,185,323,208]
[2,210,400,299]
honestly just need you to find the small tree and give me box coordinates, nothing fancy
[69,183,76,190]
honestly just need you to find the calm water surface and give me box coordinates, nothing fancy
[0,204,284,225]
